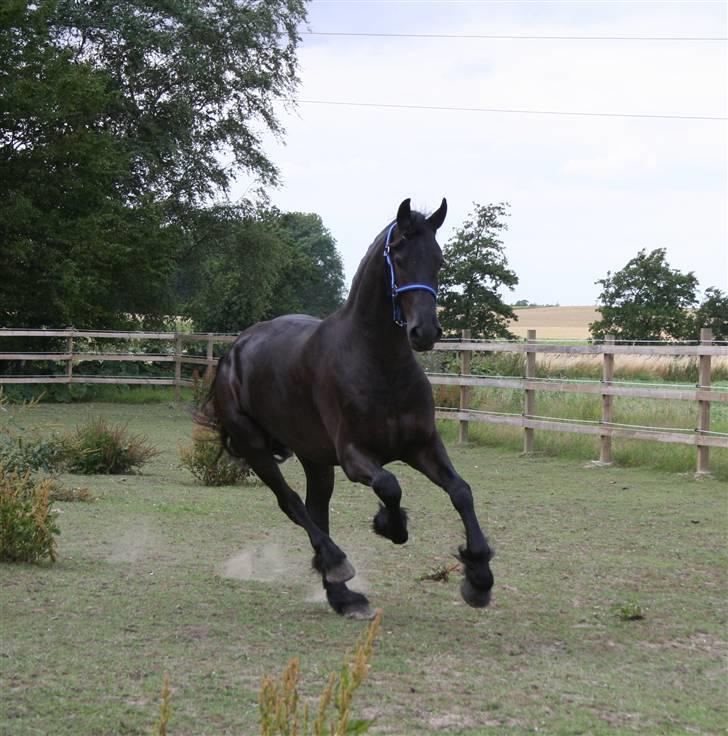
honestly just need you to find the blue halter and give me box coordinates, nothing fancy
[383,221,438,327]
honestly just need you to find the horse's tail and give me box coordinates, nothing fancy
[193,366,220,432]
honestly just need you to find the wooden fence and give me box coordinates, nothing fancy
[0,328,234,400]
[430,328,726,475]
[1,327,726,475]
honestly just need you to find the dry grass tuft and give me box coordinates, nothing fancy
[151,674,171,736]
[179,426,254,486]
[259,610,382,736]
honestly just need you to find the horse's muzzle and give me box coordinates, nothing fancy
[408,322,442,352]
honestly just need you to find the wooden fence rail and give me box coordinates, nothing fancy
[430,327,727,475]
[1,327,726,474]
[0,328,237,400]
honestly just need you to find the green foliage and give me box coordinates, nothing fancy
[439,202,519,339]
[266,212,346,319]
[0,390,62,474]
[694,287,728,341]
[590,248,699,342]
[611,599,645,622]
[180,206,346,332]
[59,418,158,474]
[1,0,308,330]
[52,0,307,201]
[179,427,254,486]
[0,464,59,563]
[0,1,179,328]
[0,432,61,475]
[179,204,291,332]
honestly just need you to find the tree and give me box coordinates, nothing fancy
[180,205,289,332]
[0,0,178,328]
[266,212,345,319]
[0,0,308,328]
[179,207,346,332]
[694,287,728,341]
[51,0,307,205]
[589,248,698,342]
[438,202,518,339]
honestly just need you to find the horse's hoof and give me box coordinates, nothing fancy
[343,602,376,620]
[461,578,492,608]
[326,558,356,584]
[372,505,408,544]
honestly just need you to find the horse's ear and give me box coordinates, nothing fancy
[427,198,447,231]
[396,198,412,233]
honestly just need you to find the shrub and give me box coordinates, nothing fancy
[59,418,159,474]
[0,433,63,475]
[0,464,59,563]
[0,389,63,474]
[179,427,254,486]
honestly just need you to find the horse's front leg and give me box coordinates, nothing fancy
[406,434,494,608]
[339,444,409,544]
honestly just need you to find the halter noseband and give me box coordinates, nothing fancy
[383,221,438,327]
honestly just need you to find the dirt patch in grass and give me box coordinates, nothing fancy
[1,403,726,735]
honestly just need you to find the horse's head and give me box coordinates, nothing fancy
[386,197,447,352]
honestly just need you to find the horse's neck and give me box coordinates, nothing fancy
[337,239,411,359]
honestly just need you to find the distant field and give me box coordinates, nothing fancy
[509,306,599,339]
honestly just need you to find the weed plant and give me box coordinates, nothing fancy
[179,426,254,486]
[151,675,171,736]
[59,418,159,474]
[0,464,59,563]
[0,390,61,474]
[259,611,381,736]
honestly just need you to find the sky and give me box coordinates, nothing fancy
[232,0,727,306]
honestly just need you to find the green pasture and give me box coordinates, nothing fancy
[1,403,726,735]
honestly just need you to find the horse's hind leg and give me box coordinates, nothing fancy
[241,447,355,584]
[302,460,374,620]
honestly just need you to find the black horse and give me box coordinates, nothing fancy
[202,198,494,619]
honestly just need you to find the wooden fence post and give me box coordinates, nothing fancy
[174,332,182,402]
[697,327,713,475]
[206,333,214,375]
[459,329,471,443]
[600,334,615,464]
[523,329,536,454]
[66,327,74,385]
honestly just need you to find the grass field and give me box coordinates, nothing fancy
[1,403,726,735]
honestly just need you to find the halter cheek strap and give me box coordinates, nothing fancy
[383,221,438,327]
